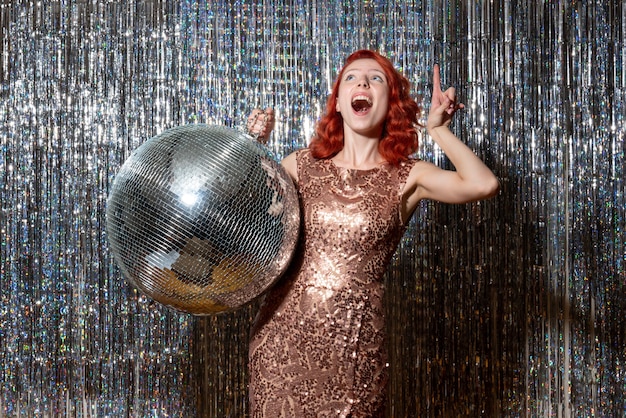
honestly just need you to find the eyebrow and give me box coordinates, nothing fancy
[344,68,386,76]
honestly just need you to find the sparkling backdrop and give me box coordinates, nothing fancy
[0,0,624,417]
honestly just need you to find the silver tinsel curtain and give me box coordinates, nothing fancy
[0,0,624,416]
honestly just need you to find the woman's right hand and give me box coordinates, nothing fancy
[247,108,275,143]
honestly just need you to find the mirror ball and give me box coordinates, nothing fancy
[106,124,300,314]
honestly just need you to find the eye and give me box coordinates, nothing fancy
[371,75,385,82]
[345,74,355,81]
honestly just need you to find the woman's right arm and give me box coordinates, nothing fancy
[247,108,299,184]
[281,152,298,184]
[246,108,275,144]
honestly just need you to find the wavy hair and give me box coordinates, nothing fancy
[309,50,421,166]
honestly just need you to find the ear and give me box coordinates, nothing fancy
[335,98,340,112]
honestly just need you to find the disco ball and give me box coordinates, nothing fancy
[106,124,300,315]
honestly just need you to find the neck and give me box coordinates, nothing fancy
[333,131,385,170]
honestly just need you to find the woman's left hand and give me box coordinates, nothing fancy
[426,64,464,131]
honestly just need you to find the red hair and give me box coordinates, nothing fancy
[309,50,421,166]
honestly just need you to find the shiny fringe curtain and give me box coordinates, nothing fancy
[0,0,624,416]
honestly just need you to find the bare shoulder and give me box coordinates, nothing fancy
[281,151,299,184]
[406,159,440,185]
[402,160,445,211]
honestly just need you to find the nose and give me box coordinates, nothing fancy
[357,76,369,87]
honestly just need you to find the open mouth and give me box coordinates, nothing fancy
[351,95,372,113]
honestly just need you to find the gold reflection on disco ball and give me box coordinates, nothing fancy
[106,124,300,315]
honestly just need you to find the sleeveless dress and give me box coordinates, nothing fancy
[249,149,416,417]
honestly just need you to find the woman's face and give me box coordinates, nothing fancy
[335,58,390,139]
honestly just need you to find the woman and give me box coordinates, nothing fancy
[246,50,499,417]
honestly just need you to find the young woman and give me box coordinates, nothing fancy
[246,50,499,417]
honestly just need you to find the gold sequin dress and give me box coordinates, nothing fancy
[249,149,416,417]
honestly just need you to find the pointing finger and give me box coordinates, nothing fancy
[432,63,442,95]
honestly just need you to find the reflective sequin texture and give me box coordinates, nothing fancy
[249,149,416,417]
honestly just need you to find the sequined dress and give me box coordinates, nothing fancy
[249,149,416,417]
